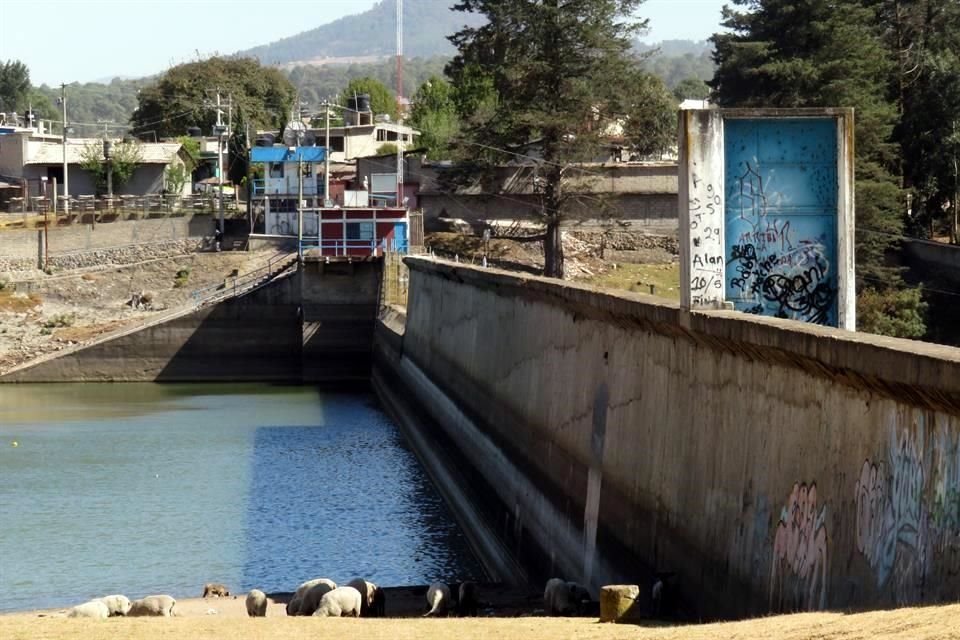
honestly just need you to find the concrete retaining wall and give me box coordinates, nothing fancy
[904,238,960,284]
[0,216,212,273]
[377,256,960,620]
[3,274,302,382]
[3,260,382,383]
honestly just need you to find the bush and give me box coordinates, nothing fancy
[857,286,927,339]
[173,268,191,288]
[41,313,74,329]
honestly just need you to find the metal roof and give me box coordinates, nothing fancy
[250,146,326,164]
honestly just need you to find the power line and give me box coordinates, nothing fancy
[857,225,960,249]
[460,140,615,180]
[861,274,960,299]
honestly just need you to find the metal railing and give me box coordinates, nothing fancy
[190,251,296,305]
[299,237,408,257]
[4,193,239,216]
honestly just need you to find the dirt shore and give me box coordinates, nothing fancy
[2,600,958,640]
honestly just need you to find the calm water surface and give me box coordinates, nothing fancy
[0,383,483,612]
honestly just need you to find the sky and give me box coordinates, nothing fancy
[0,0,730,86]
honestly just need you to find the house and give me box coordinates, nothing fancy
[0,114,193,206]
[261,105,419,165]
[248,141,408,257]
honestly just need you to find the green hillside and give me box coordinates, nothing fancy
[238,0,483,64]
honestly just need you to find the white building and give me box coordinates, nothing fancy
[0,114,191,202]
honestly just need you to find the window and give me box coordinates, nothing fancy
[269,162,284,178]
[330,136,345,152]
[346,222,375,241]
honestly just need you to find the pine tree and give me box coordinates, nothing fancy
[711,0,925,337]
[446,0,648,278]
[884,0,960,242]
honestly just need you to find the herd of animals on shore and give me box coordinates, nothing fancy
[56,576,606,620]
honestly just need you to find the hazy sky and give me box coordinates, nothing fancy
[1,0,730,86]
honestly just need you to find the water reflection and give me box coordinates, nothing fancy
[0,384,483,612]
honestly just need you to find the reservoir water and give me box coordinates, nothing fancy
[0,383,484,613]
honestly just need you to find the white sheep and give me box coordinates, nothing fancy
[298,580,338,616]
[67,600,109,619]
[346,578,384,617]
[423,582,452,617]
[312,586,362,617]
[246,589,267,617]
[98,594,131,616]
[289,577,336,615]
[127,594,176,617]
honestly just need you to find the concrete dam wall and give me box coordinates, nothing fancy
[372,256,960,620]
[2,260,381,383]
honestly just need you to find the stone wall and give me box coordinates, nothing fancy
[376,257,960,621]
[0,216,212,273]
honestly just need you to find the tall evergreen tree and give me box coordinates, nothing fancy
[711,0,925,337]
[446,0,649,278]
[883,0,960,242]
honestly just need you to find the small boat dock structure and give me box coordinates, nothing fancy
[248,144,410,258]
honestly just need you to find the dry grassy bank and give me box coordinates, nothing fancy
[3,602,959,640]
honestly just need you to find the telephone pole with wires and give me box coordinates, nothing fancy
[205,89,232,235]
[396,0,404,209]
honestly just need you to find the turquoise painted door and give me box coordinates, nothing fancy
[393,222,408,252]
[724,119,839,326]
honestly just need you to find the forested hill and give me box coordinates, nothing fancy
[237,0,483,65]
[37,39,713,130]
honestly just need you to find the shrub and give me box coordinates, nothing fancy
[173,268,191,288]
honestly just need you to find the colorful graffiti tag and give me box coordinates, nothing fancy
[724,119,840,326]
[855,415,960,603]
[769,482,829,612]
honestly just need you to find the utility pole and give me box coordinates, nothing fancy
[60,83,69,216]
[298,156,304,262]
[210,89,233,236]
[396,0,404,209]
[323,100,331,207]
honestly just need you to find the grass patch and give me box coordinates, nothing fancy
[578,262,680,300]
[41,313,75,329]
[0,291,41,313]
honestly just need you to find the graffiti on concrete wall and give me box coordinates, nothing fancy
[769,482,829,612]
[724,119,840,326]
[855,415,960,603]
[688,172,725,307]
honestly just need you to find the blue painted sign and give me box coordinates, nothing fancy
[724,118,839,326]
